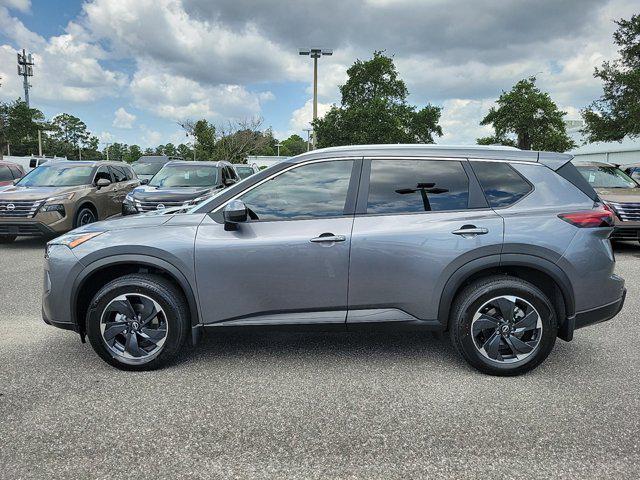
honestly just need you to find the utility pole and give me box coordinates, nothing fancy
[298,48,332,149]
[276,142,283,157]
[38,129,42,156]
[17,49,34,107]
[303,128,312,152]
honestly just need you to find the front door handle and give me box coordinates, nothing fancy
[452,226,489,237]
[310,233,346,243]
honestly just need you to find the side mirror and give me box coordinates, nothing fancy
[96,178,111,189]
[12,178,20,185]
[223,199,248,230]
[140,178,149,185]
[224,178,237,187]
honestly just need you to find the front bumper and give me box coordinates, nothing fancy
[42,244,84,330]
[0,210,75,236]
[0,220,55,237]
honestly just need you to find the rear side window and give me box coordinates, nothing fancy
[471,161,532,207]
[367,159,469,214]
[110,165,127,182]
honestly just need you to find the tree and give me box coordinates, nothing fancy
[479,77,574,151]
[49,113,94,159]
[179,119,216,160]
[313,51,443,147]
[213,117,274,162]
[0,100,46,158]
[583,14,640,142]
[125,144,143,163]
[280,134,307,156]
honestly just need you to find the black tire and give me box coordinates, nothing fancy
[449,275,557,376]
[86,274,190,371]
[0,235,16,244]
[74,206,97,228]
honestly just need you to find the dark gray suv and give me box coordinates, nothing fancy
[42,145,625,375]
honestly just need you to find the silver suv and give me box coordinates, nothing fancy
[42,145,626,375]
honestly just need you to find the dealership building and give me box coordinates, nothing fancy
[566,120,640,165]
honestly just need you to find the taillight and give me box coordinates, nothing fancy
[558,207,614,228]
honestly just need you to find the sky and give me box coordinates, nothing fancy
[0,0,636,150]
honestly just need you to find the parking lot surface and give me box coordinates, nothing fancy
[1,237,639,479]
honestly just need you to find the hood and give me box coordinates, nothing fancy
[72,211,177,234]
[0,185,85,201]
[131,185,218,202]
[595,187,640,203]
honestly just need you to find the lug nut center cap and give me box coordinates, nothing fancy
[131,321,140,331]
[500,324,511,336]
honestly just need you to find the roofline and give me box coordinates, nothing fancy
[282,144,573,170]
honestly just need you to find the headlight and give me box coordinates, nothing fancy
[48,231,104,249]
[125,193,135,203]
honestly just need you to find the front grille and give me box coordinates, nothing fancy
[609,202,640,222]
[135,200,186,212]
[0,200,44,218]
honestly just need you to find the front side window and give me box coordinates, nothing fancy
[471,161,532,207]
[367,159,469,214]
[94,166,112,183]
[239,160,354,221]
[0,166,12,182]
[17,165,96,187]
[576,165,638,189]
[150,165,219,187]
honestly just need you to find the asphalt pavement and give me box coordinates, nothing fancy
[0,237,639,479]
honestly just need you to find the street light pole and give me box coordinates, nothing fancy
[276,142,283,156]
[303,128,312,152]
[299,48,332,149]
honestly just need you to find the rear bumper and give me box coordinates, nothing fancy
[574,288,626,330]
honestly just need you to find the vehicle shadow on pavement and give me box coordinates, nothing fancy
[187,329,463,368]
[1,236,49,251]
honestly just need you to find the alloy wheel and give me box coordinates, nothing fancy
[471,295,542,364]
[99,293,168,361]
[78,210,96,226]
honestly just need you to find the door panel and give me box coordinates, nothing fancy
[348,210,503,322]
[195,215,353,324]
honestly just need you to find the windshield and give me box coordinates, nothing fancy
[149,164,219,187]
[17,165,95,187]
[235,166,254,179]
[133,163,164,176]
[576,165,638,189]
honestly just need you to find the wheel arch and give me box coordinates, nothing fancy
[74,200,98,223]
[72,254,200,337]
[438,254,575,334]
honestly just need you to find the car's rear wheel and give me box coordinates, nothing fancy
[86,274,190,370]
[0,235,16,243]
[449,276,557,376]
[74,206,97,228]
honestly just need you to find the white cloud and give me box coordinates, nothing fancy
[438,99,496,145]
[113,107,136,128]
[130,65,272,122]
[0,0,30,12]
[288,99,331,135]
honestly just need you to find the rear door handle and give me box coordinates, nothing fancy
[452,226,489,236]
[310,233,346,243]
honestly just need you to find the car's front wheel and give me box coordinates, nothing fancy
[86,274,190,370]
[449,276,557,376]
[74,206,97,228]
